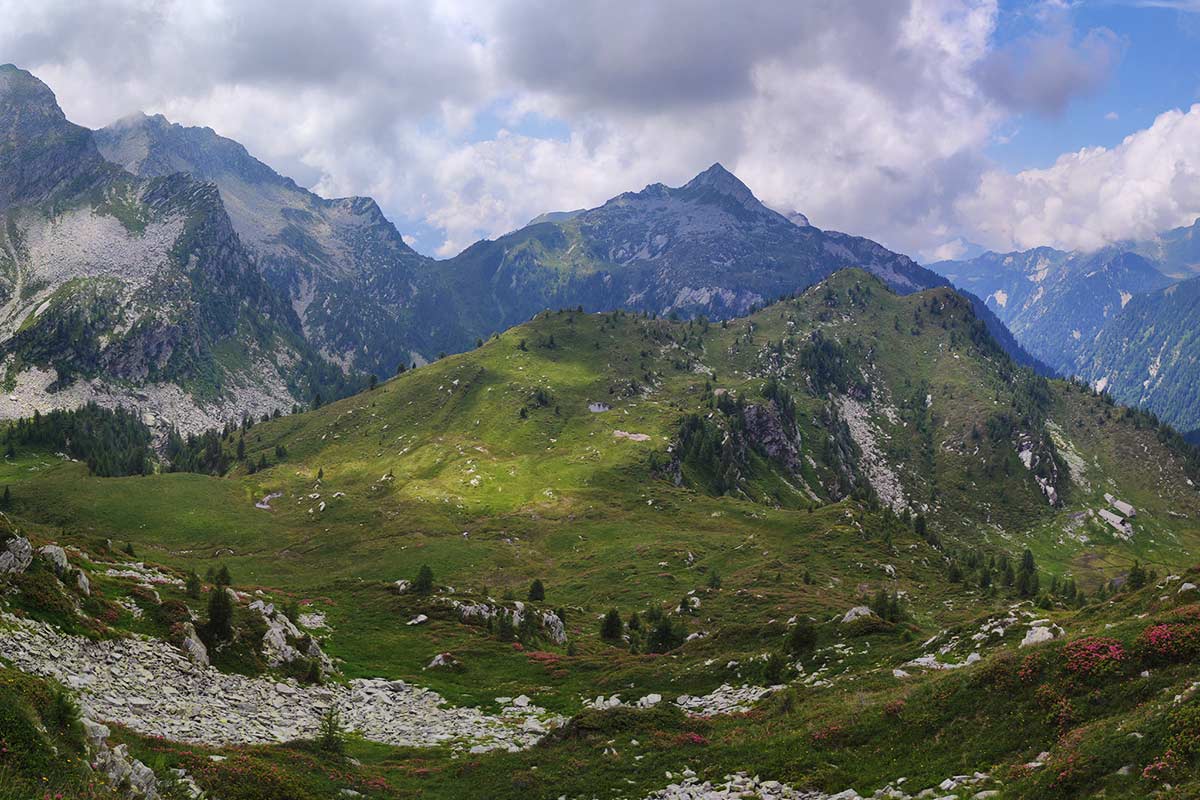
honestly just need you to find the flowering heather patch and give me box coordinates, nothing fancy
[1062,636,1125,678]
[810,723,845,747]
[1017,651,1043,684]
[1143,704,1200,783]
[1136,622,1200,663]
[673,732,708,746]
[1035,685,1075,733]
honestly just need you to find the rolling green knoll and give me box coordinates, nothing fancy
[2,270,1200,798]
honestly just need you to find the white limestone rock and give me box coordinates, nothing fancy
[0,535,33,574]
[37,544,69,574]
[842,606,876,624]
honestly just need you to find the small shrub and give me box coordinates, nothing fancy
[318,706,346,755]
[810,723,845,748]
[674,732,708,746]
[45,686,80,734]
[788,620,817,655]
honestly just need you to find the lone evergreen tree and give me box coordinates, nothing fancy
[600,608,623,640]
[414,564,434,594]
[318,706,346,755]
[215,565,232,587]
[528,579,545,602]
[185,571,202,599]
[1016,548,1039,598]
[497,612,515,642]
[206,585,234,643]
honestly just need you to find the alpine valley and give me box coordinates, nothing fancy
[1,62,1200,800]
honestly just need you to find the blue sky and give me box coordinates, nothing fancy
[989,1,1200,170]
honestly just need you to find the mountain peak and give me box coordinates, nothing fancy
[683,162,746,192]
[0,64,69,128]
[0,65,106,209]
[678,162,765,214]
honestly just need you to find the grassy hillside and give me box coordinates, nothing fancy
[2,270,1199,798]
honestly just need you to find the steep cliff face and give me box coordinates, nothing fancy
[0,65,351,432]
[96,113,434,376]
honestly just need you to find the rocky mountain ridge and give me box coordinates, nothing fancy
[95,112,1044,378]
[0,64,354,433]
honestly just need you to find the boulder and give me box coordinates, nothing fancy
[250,600,319,670]
[1019,625,1058,648]
[180,622,209,667]
[81,717,111,749]
[75,569,91,596]
[38,544,69,574]
[841,606,876,624]
[83,718,161,799]
[541,610,567,644]
[0,536,32,574]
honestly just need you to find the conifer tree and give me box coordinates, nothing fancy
[600,608,623,640]
[414,564,434,594]
[206,584,234,643]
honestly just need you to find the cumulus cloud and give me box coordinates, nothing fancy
[0,0,1138,260]
[974,13,1123,116]
[957,104,1200,251]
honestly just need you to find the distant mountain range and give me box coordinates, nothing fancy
[97,115,967,362]
[927,247,1172,373]
[94,112,437,377]
[929,231,1200,433]
[8,63,1198,435]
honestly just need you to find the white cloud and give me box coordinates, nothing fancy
[975,25,1122,116]
[1105,110,1120,120]
[0,0,1137,261]
[957,104,1200,251]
